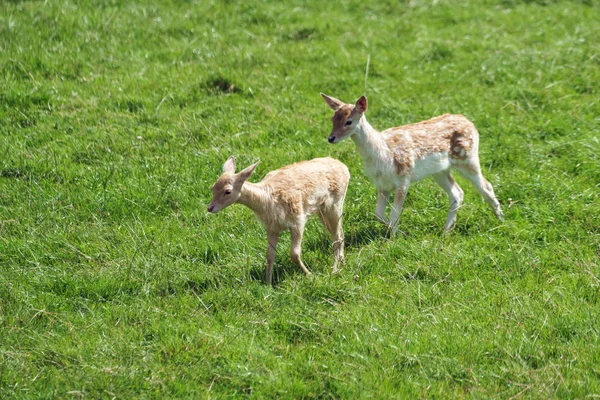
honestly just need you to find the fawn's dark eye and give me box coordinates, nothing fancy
[345,120,353,126]
[225,189,232,195]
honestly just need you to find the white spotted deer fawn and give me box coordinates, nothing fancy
[208,156,349,285]
[321,93,503,235]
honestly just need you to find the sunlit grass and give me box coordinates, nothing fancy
[1,0,599,397]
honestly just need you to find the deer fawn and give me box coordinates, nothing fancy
[208,156,350,285]
[321,93,504,235]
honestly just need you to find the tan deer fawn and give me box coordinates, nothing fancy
[321,93,504,235]
[208,156,350,285]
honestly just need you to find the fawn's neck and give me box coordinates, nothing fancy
[238,182,268,216]
[351,116,389,162]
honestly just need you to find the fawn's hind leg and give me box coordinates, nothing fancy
[319,205,345,273]
[455,162,504,220]
[433,171,464,231]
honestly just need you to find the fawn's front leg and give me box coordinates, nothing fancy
[375,190,390,225]
[389,180,410,236]
[265,231,279,285]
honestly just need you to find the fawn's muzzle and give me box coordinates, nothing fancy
[328,135,336,143]
[207,204,215,212]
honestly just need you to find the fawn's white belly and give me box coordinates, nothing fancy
[411,152,450,181]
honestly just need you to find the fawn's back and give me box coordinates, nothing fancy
[262,157,349,216]
[382,113,479,178]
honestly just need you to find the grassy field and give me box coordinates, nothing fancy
[1,0,599,397]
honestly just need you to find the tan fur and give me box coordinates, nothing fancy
[321,93,504,234]
[382,114,476,175]
[208,157,350,285]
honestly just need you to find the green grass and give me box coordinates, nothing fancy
[1,0,599,397]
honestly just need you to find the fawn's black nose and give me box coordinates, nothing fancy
[328,135,336,143]
[207,204,215,212]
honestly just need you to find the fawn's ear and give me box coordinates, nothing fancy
[237,161,260,182]
[321,93,344,111]
[223,156,236,174]
[355,95,368,113]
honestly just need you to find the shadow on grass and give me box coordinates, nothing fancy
[345,224,388,249]
[155,277,221,298]
[302,222,387,254]
[248,260,306,287]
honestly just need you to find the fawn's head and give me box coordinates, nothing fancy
[321,93,368,144]
[207,156,259,213]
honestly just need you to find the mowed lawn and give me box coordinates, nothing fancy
[1,0,599,398]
